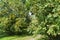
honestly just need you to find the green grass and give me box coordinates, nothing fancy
[0,35,35,40]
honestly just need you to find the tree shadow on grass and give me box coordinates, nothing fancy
[0,33,9,38]
[0,32,33,39]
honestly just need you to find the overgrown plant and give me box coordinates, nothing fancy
[0,0,60,40]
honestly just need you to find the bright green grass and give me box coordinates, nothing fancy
[0,35,35,40]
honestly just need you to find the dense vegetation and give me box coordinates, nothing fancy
[0,0,60,40]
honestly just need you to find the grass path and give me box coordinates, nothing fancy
[0,35,35,40]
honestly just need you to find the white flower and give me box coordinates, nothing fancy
[29,12,32,16]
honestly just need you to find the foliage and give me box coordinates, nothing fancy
[0,0,60,40]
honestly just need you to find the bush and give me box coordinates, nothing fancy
[0,0,60,40]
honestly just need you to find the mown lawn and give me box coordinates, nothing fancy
[0,35,35,40]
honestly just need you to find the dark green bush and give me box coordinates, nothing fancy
[0,0,60,40]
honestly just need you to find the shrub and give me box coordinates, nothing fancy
[0,0,60,40]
